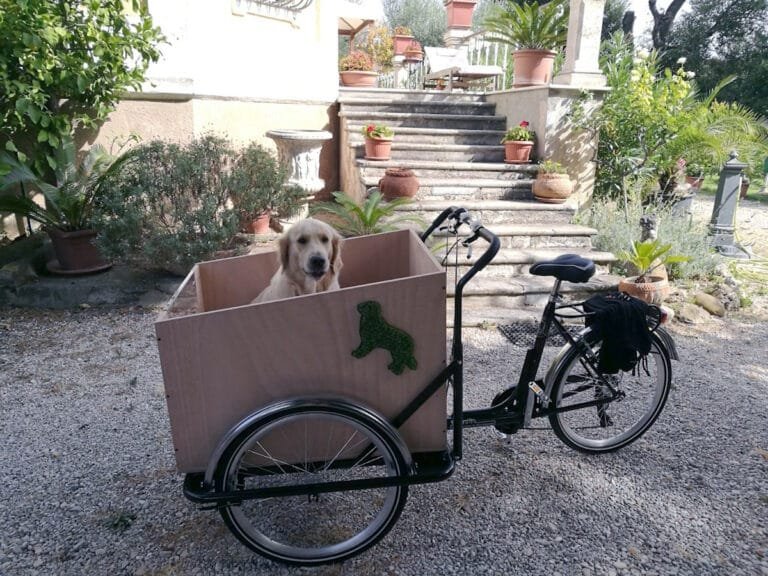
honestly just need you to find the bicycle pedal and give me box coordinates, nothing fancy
[528,380,550,408]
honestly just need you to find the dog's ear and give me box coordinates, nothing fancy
[330,229,343,275]
[278,232,291,270]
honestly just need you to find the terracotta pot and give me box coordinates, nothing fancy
[512,49,557,87]
[685,175,704,190]
[364,137,393,161]
[532,173,573,204]
[444,0,477,28]
[250,212,271,234]
[503,140,533,163]
[393,34,415,55]
[46,228,111,275]
[404,47,423,61]
[339,71,378,87]
[379,168,420,200]
[740,178,750,199]
[618,276,670,304]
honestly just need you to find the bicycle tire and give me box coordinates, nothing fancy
[548,330,672,453]
[214,399,410,566]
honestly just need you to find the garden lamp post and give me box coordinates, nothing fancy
[709,151,750,259]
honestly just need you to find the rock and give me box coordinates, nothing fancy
[710,284,740,311]
[694,292,726,317]
[676,302,710,324]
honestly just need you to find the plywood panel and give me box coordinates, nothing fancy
[155,229,448,473]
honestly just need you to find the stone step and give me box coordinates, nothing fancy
[445,273,619,308]
[348,128,505,147]
[339,87,487,103]
[358,159,533,182]
[340,110,506,130]
[339,99,497,116]
[352,142,506,162]
[429,222,598,249]
[443,248,616,277]
[394,199,575,225]
[362,175,534,200]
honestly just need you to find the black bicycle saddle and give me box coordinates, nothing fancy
[529,254,595,283]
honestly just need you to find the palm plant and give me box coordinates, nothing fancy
[483,0,568,51]
[618,239,689,283]
[0,135,137,231]
[310,190,423,237]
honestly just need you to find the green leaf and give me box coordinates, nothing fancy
[5,141,18,153]
[37,130,49,143]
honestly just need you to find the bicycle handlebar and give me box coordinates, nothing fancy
[420,206,500,284]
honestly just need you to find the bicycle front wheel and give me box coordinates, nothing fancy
[215,400,410,566]
[548,331,672,453]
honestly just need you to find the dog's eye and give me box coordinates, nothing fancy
[297,236,308,244]
[320,235,329,243]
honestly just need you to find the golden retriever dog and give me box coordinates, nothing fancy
[252,218,343,303]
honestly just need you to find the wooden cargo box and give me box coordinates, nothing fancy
[155,229,447,472]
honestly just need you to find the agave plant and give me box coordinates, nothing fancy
[483,0,569,51]
[0,135,137,231]
[618,239,690,282]
[310,189,423,237]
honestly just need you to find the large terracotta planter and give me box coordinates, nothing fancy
[532,173,573,204]
[685,175,704,190]
[503,140,534,163]
[444,0,477,28]
[340,71,378,87]
[47,228,111,275]
[512,49,557,87]
[364,137,393,161]
[393,34,415,55]
[618,276,670,304]
[379,168,419,200]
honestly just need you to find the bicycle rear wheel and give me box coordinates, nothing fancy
[548,331,671,453]
[215,400,410,565]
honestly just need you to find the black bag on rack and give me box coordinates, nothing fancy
[582,292,653,374]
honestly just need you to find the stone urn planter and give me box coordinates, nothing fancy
[379,168,419,200]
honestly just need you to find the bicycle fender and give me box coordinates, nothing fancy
[654,326,679,361]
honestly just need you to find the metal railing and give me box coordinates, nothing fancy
[376,31,511,92]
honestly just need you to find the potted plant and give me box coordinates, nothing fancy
[445,0,478,29]
[684,161,705,190]
[617,239,689,304]
[532,159,573,203]
[339,50,377,87]
[403,41,424,61]
[501,121,535,163]
[484,0,568,87]
[362,124,395,161]
[228,142,305,235]
[392,26,415,55]
[0,135,136,274]
[310,189,423,237]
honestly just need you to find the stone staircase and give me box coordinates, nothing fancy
[338,87,617,325]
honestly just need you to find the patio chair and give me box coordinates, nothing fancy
[423,46,503,91]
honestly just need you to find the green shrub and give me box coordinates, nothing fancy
[95,134,242,275]
[578,196,721,280]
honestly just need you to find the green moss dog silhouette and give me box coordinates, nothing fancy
[352,301,417,375]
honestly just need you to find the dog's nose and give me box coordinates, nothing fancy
[308,255,327,272]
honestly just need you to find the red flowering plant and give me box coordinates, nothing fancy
[361,124,394,140]
[501,120,535,143]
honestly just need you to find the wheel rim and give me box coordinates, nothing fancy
[553,341,669,451]
[219,410,405,563]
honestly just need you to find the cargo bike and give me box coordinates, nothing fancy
[155,207,678,566]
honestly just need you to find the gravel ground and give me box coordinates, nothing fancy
[1,193,767,576]
[1,301,767,576]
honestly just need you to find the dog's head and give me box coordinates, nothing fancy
[279,218,343,285]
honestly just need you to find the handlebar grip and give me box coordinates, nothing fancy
[420,206,465,242]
